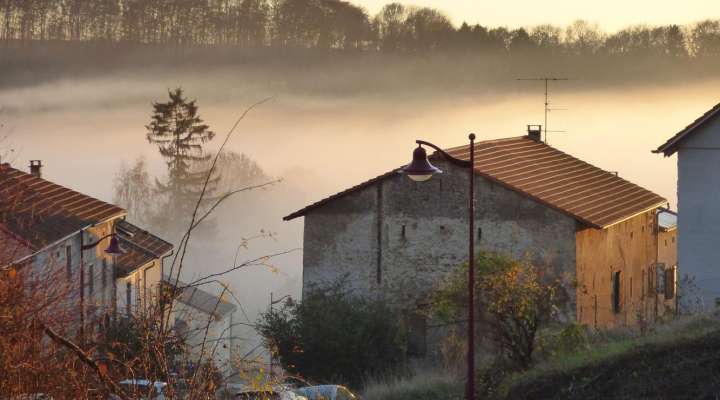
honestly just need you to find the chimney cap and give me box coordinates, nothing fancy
[527,125,542,141]
[29,160,43,178]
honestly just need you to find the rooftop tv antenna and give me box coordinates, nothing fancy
[516,77,569,143]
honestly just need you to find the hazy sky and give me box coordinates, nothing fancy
[357,0,717,32]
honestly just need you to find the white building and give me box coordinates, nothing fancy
[0,160,172,329]
[167,277,238,374]
[655,102,720,311]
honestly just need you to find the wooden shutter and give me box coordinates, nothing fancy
[665,266,677,300]
[612,271,621,314]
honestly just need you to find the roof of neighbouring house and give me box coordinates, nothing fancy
[284,135,666,229]
[163,276,237,319]
[0,163,126,250]
[0,223,34,266]
[654,101,720,156]
[115,220,174,277]
[657,209,678,232]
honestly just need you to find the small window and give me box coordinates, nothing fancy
[665,266,677,300]
[135,277,141,312]
[477,227,482,240]
[88,264,94,299]
[126,281,132,315]
[101,259,107,290]
[65,246,72,281]
[612,271,622,314]
[401,225,406,239]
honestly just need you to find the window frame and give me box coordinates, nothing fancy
[665,265,677,300]
[612,271,622,314]
[65,245,72,281]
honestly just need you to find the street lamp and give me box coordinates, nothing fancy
[79,231,126,342]
[400,133,477,400]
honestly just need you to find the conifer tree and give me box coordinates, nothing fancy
[146,88,217,234]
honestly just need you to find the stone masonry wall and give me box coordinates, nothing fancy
[301,160,579,331]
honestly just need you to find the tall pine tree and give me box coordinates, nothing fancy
[146,88,217,235]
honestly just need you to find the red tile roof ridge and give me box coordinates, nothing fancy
[284,135,665,229]
[0,164,126,248]
[654,101,720,156]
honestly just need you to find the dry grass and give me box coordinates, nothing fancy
[361,369,462,400]
[501,313,720,398]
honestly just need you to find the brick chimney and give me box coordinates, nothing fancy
[527,125,542,142]
[29,160,42,178]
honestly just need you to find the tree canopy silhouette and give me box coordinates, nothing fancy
[146,88,217,233]
[2,1,720,59]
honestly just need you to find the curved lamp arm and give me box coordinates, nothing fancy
[270,294,292,305]
[81,233,116,250]
[416,139,472,168]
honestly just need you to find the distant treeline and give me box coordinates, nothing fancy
[1,0,720,58]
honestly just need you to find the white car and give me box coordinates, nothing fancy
[111,379,168,400]
[235,385,307,400]
[293,385,358,400]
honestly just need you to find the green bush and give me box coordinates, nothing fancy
[257,280,407,388]
[432,252,565,368]
[536,323,589,359]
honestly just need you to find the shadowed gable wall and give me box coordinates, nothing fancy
[302,160,578,325]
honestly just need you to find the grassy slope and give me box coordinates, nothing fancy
[361,371,462,400]
[504,316,720,400]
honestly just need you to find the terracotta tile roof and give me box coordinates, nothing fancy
[283,170,399,221]
[0,163,126,249]
[0,223,34,265]
[444,136,666,228]
[654,101,720,156]
[115,220,173,277]
[284,136,666,229]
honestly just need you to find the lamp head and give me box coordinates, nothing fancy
[104,235,126,255]
[401,145,442,182]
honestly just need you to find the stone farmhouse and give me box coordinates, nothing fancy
[285,129,677,356]
[655,101,720,311]
[0,161,173,329]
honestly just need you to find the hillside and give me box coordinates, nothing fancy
[504,316,720,400]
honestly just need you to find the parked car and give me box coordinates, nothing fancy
[235,385,307,400]
[293,385,358,400]
[110,379,167,400]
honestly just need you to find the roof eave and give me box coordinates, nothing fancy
[597,201,668,229]
[654,102,720,157]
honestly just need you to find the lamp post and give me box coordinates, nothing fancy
[400,133,476,400]
[79,231,125,342]
[269,292,291,377]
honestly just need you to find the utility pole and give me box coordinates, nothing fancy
[517,77,568,143]
[269,292,273,377]
[268,292,290,378]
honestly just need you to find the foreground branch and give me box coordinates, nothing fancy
[41,323,128,400]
